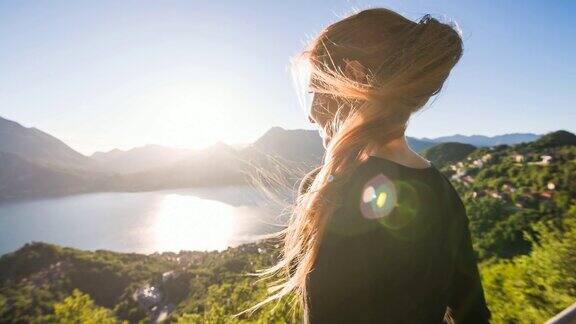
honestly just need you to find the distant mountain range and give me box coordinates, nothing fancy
[421,133,540,147]
[91,145,194,174]
[0,115,546,201]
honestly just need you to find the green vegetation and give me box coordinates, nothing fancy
[53,290,120,324]
[0,130,574,323]
[439,131,576,323]
[423,142,477,168]
[0,241,298,323]
[481,209,576,323]
[443,131,576,260]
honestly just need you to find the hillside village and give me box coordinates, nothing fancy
[450,151,557,202]
[443,131,574,205]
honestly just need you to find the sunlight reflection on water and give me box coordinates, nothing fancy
[153,194,236,252]
[0,186,287,255]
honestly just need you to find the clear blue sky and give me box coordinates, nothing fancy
[0,1,574,154]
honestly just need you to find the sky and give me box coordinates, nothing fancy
[0,1,574,155]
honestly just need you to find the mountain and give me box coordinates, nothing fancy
[0,117,92,169]
[115,128,325,192]
[531,130,576,148]
[91,144,193,173]
[406,137,437,152]
[423,133,540,147]
[423,142,477,167]
[0,117,110,201]
[247,127,324,163]
[0,152,88,200]
[116,142,246,190]
[113,128,454,192]
[0,115,555,201]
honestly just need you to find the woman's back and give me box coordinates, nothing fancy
[248,8,488,323]
[302,156,491,323]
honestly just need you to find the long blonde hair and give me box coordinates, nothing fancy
[245,7,463,322]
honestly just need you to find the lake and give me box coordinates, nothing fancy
[0,186,290,256]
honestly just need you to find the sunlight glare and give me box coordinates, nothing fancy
[119,81,256,150]
[153,194,236,252]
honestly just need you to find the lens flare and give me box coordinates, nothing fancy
[359,173,397,220]
[359,174,431,237]
[376,192,388,208]
[327,173,433,239]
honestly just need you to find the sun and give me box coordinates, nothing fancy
[118,81,258,150]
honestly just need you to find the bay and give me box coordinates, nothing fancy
[0,186,289,256]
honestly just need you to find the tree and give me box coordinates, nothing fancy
[175,279,299,323]
[53,290,119,324]
[480,208,576,323]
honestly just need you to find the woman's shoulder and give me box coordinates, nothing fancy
[297,156,444,203]
[296,157,459,221]
[330,157,467,238]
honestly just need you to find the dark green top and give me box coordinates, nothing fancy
[299,156,491,323]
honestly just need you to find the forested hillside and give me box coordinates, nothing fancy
[0,130,574,323]
[435,130,576,323]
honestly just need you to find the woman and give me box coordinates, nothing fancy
[251,8,491,323]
